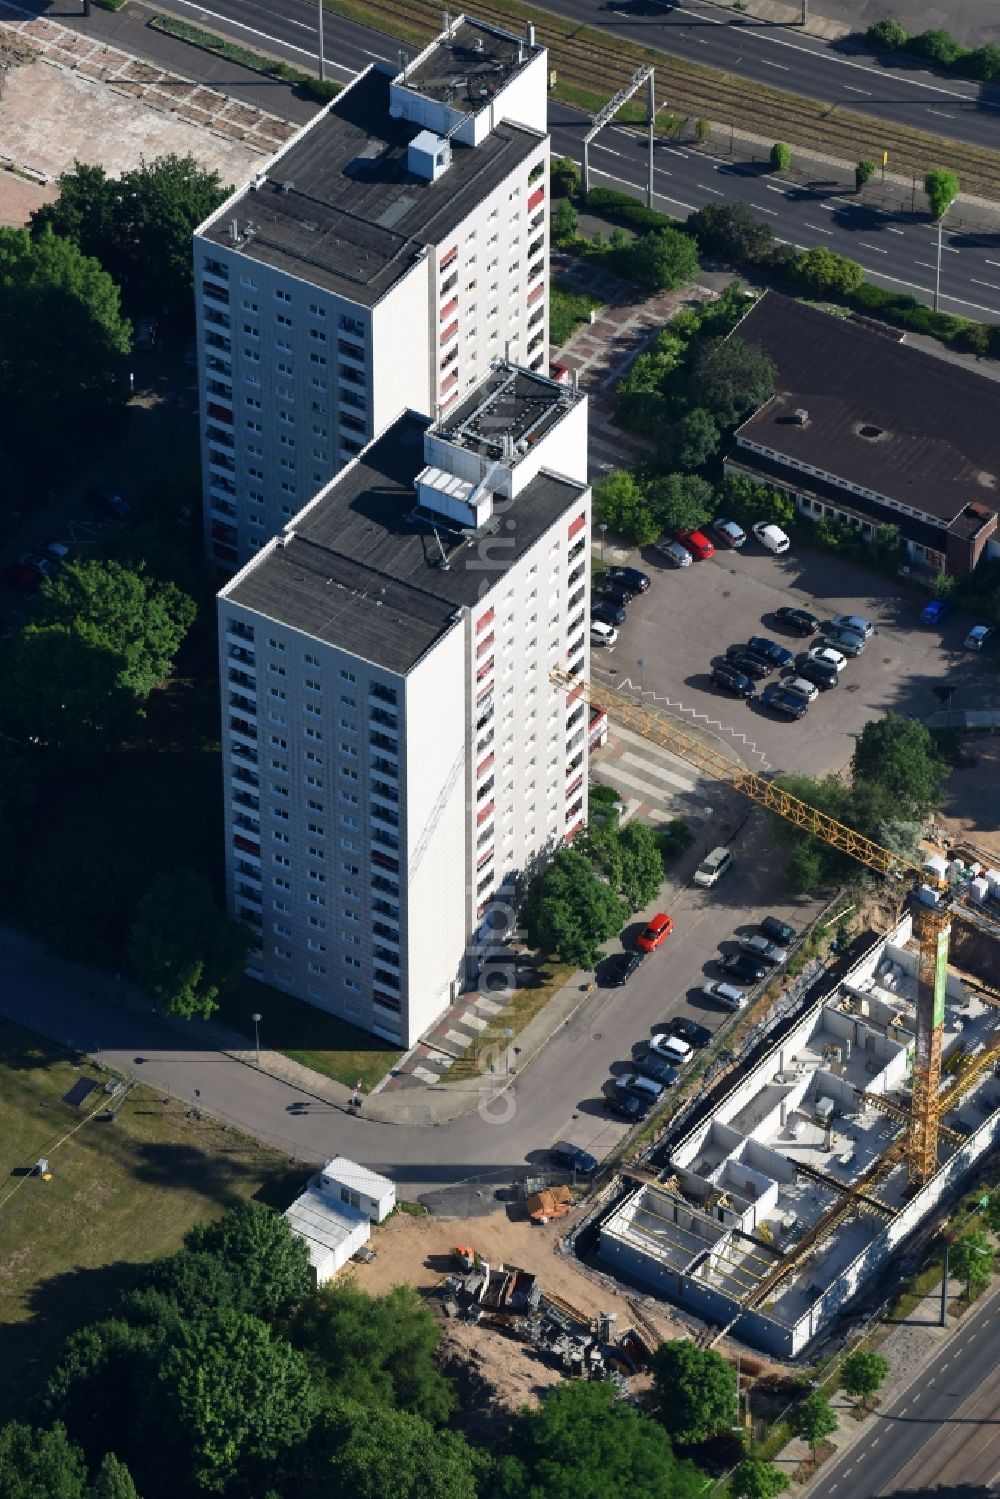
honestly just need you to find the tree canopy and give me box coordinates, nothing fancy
[950,1231,994,1294]
[840,1349,890,1407]
[924,169,960,219]
[651,1340,737,1445]
[686,203,773,263]
[689,336,774,428]
[788,1391,837,1457]
[850,713,946,819]
[730,1458,789,1499]
[183,1203,312,1320]
[620,226,700,292]
[645,472,716,535]
[32,155,229,324]
[793,246,864,296]
[0,1422,90,1499]
[308,1401,479,1499]
[494,1380,704,1499]
[593,470,659,546]
[521,847,626,968]
[128,869,249,1019]
[664,406,720,472]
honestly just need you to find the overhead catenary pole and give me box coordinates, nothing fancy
[317,0,326,81]
[647,69,655,209]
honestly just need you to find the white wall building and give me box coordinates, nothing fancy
[316,1155,396,1223]
[193,14,551,569]
[217,361,590,1047]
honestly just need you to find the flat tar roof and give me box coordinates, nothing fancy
[225,413,586,674]
[401,16,540,108]
[436,364,583,460]
[733,293,1000,529]
[201,67,541,307]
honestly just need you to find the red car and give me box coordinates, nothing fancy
[676,528,715,561]
[636,912,674,953]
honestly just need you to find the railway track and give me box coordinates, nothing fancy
[327,0,1000,201]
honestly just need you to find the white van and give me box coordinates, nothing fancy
[753,522,790,555]
[650,1033,692,1065]
[693,846,733,888]
[590,620,618,648]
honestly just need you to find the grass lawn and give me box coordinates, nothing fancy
[446,959,575,1083]
[0,1020,301,1426]
[550,279,603,346]
[216,977,402,1093]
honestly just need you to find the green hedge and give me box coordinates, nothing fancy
[584,188,674,236]
[866,18,1000,81]
[150,14,340,97]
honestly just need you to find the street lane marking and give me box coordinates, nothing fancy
[660,146,688,157]
[594,144,624,157]
[986,259,1000,267]
[971,278,1000,291]
[761,59,789,70]
[915,260,937,270]
[699,185,725,195]
[766,184,786,193]
[929,109,956,119]
[843,85,871,95]
[887,227,905,235]
[804,222,834,235]
[165,0,356,71]
[859,242,888,253]
[753,205,779,216]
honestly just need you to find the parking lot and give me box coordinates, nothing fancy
[592,535,1000,780]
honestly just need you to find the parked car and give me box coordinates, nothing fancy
[654,538,693,568]
[761,683,808,719]
[595,580,635,609]
[819,625,865,657]
[738,933,787,965]
[774,605,820,636]
[44,541,70,567]
[724,647,771,680]
[666,1017,712,1048]
[634,1054,682,1087]
[778,674,819,704]
[794,655,839,690]
[85,485,130,518]
[676,527,716,561]
[710,663,756,699]
[604,951,643,987]
[832,613,875,640]
[636,912,674,954]
[550,1141,598,1175]
[605,1087,649,1121]
[606,566,650,593]
[648,1032,692,1065]
[0,563,41,595]
[753,521,790,554]
[590,620,618,648]
[19,551,56,579]
[591,600,626,628]
[134,315,158,351]
[618,1072,665,1105]
[760,915,796,945]
[711,518,746,550]
[964,624,994,651]
[747,636,794,669]
[807,644,847,673]
[920,598,950,625]
[721,951,768,983]
[694,846,733,888]
[702,979,747,1011]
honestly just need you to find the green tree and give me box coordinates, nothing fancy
[840,1349,890,1409]
[850,713,946,818]
[622,226,700,292]
[651,1340,737,1444]
[494,1380,704,1499]
[720,473,795,533]
[617,822,665,910]
[128,869,249,1020]
[0,1422,89,1499]
[310,1401,478,1499]
[788,1391,837,1462]
[40,560,196,704]
[646,472,715,534]
[950,1231,994,1298]
[522,848,626,968]
[866,17,908,48]
[24,845,141,965]
[0,227,130,455]
[43,1319,160,1473]
[770,142,791,171]
[184,1203,312,1321]
[793,246,864,296]
[593,469,659,545]
[924,169,960,219]
[159,1311,318,1493]
[89,1454,141,1499]
[292,1282,456,1425]
[686,203,772,264]
[550,155,580,197]
[665,406,720,471]
[33,154,228,323]
[730,1458,789,1499]
[0,625,135,751]
[968,43,1000,80]
[910,28,964,66]
[855,158,877,190]
[690,337,774,427]
[552,197,578,247]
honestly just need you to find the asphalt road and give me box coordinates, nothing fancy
[550,108,1000,322]
[808,1288,1000,1497]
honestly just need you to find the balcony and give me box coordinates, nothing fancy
[476,846,494,872]
[476,751,495,779]
[566,773,584,800]
[371,778,399,804]
[527,185,545,212]
[529,209,544,233]
[229,692,257,716]
[372,827,400,851]
[527,282,545,306]
[528,305,545,330]
[232,766,259,788]
[371,755,398,779]
[229,716,257,742]
[373,900,399,922]
[228,668,256,692]
[440,244,458,271]
[476,655,495,683]
[370,705,398,731]
[440,319,459,347]
[568,563,585,587]
[338,339,364,362]
[441,370,458,396]
[230,743,258,766]
[233,790,260,812]
[528,235,544,260]
[236,884,262,905]
[476,800,495,827]
[211,497,238,519]
[528,332,545,355]
[233,836,260,858]
[235,859,261,879]
[227,620,255,642]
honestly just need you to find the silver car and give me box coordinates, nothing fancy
[738,934,786,965]
[780,675,819,704]
[654,537,692,568]
[832,613,874,640]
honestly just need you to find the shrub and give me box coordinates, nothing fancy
[967,43,1000,80]
[794,246,865,296]
[855,158,877,188]
[909,28,966,66]
[584,187,672,235]
[770,142,791,171]
[550,155,581,197]
[618,226,700,292]
[866,17,908,49]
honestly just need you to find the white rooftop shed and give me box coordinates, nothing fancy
[315,1155,396,1223]
[284,1186,369,1286]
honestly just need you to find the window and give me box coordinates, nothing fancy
[275,288,292,302]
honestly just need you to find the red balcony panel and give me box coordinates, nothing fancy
[566,683,584,706]
[440,244,458,270]
[441,391,459,411]
[527,185,545,212]
[476,751,495,778]
[439,295,459,321]
[564,820,584,843]
[233,835,260,856]
[568,513,586,541]
[371,849,399,873]
[476,801,495,827]
[476,607,495,633]
[207,402,233,423]
[527,282,545,306]
[440,320,459,346]
[476,655,495,682]
[476,847,495,872]
[476,631,495,657]
[565,774,584,800]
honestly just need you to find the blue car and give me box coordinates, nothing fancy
[747,636,794,669]
[762,683,808,719]
[920,599,951,625]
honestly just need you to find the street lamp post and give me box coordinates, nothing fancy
[317,0,326,80]
[598,522,608,562]
[251,1011,262,1064]
[638,656,645,703]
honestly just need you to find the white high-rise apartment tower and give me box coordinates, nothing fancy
[218,362,591,1048]
[193,14,551,569]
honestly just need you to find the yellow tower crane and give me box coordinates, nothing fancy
[553,669,1000,1185]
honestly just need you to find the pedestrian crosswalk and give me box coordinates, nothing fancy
[591,723,714,825]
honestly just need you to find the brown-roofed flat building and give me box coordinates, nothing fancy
[725,293,1000,578]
